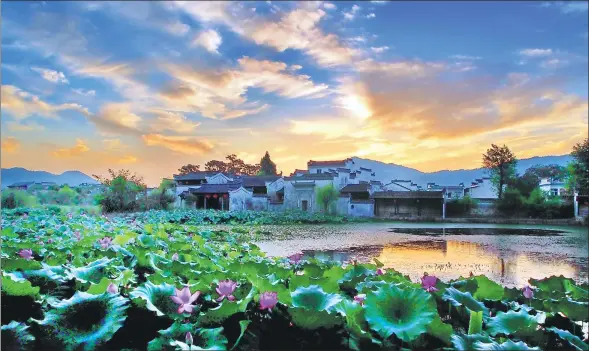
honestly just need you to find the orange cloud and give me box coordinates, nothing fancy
[118,155,138,164]
[142,134,214,154]
[91,103,143,135]
[1,137,20,153]
[51,139,90,158]
[1,85,90,120]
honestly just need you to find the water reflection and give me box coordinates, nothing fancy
[303,240,582,287]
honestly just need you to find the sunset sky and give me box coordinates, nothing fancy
[2,1,588,186]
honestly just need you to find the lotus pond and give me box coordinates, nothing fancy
[1,208,588,350]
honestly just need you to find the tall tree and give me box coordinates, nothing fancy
[92,169,145,188]
[204,155,260,175]
[177,164,200,175]
[569,138,589,195]
[509,164,567,197]
[316,184,339,213]
[204,160,228,173]
[482,144,517,199]
[259,151,278,176]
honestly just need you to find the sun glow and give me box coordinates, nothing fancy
[341,95,372,119]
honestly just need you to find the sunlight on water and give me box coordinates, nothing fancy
[256,222,588,288]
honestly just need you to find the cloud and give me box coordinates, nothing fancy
[31,67,69,84]
[1,137,20,153]
[142,133,214,154]
[355,58,447,77]
[222,104,269,120]
[539,58,568,68]
[323,2,336,10]
[171,3,358,67]
[366,13,376,18]
[163,20,190,36]
[72,88,96,97]
[343,4,361,20]
[450,54,482,60]
[91,103,143,135]
[519,48,553,57]
[149,110,201,133]
[5,121,45,132]
[1,85,90,120]
[51,139,90,158]
[371,46,389,53]
[290,119,353,139]
[371,1,389,3]
[192,29,222,53]
[161,56,329,119]
[118,155,138,164]
[102,138,127,150]
[540,1,588,13]
[348,36,366,43]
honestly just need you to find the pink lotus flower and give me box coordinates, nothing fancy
[107,283,118,294]
[47,239,53,244]
[354,294,366,305]
[74,231,82,241]
[98,237,112,249]
[185,331,193,345]
[19,249,33,260]
[288,252,303,264]
[67,213,73,219]
[259,292,278,311]
[523,285,534,299]
[216,280,237,302]
[22,213,28,218]
[170,286,200,314]
[421,274,439,292]
[172,253,179,261]
[376,268,386,275]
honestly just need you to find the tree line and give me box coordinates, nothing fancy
[177,151,279,177]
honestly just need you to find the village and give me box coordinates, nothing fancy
[171,157,587,221]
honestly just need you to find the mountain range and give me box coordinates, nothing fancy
[1,154,574,189]
[351,154,574,186]
[1,168,99,188]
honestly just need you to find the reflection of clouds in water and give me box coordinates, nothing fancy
[374,240,580,288]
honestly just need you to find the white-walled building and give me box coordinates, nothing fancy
[539,177,567,196]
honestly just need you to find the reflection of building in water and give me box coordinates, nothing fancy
[374,240,580,287]
[304,246,384,263]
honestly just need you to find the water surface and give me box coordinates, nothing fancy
[255,222,588,287]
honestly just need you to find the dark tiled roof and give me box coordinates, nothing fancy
[359,167,372,172]
[385,181,412,191]
[238,175,280,187]
[307,158,351,167]
[370,181,382,185]
[8,181,35,187]
[173,171,234,181]
[284,174,335,180]
[336,168,351,172]
[184,183,241,194]
[340,183,370,193]
[350,173,357,179]
[372,191,445,199]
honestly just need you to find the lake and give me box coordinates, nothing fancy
[255,222,589,288]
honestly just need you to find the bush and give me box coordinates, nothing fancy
[522,188,574,219]
[1,190,37,209]
[496,188,525,216]
[446,195,478,217]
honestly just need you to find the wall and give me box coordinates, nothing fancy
[266,178,285,201]
[336,196,350,216]
[469,199,497,216]
[283,179,334,213]
[251,195,269,211]
[383,182,411,192]
[375,198,442,218]
[468,179,497,199]
[349,200,374,217]
[268,202,285,212]
[229,188,252,211]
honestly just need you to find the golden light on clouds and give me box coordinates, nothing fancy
[1,137,20,153]
[142,134,214,155]
[51,139,90,158]
[341,95,372,119]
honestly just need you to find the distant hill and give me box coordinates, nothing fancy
[1,168,99,188]
[351,154,574,186]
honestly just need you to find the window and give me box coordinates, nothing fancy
[447,192,453,199]
[301,200,308,211]
[551,189,558,196]
[317,169,322,174]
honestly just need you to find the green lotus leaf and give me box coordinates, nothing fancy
[472,339,541,350]
[364,283,437,342]
[562,280,589,302]
[451,277,479,294]
[13,264,66,292]
[1,258,43,272]
[443,287,488,317]
[290,285,342,312]
[469,310,484,335]
[31,292,129,351]
[451,333,494,351]
[543,298,589,322]
[289,307,343,330]
[112,231,137,246]
[546,327,589,351]
[198,286,255,326]
[147,322,228,351]
[1,272,40,298]
[1,321,35,351]
[338,265,372,289]
[471,275,504,301]
[486,309,541,337]
[67,257,114,284]
[129,281,179,317]
[301,263,324,279]
[426,313,453,345]
[85,277,114,295]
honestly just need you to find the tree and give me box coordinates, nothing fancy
[204,160,228,173]
[92,169,145,212]
[93,169,146,188]
[56,185,78,205]
[316,184,339,214]
[482,144,517,199]
[204,154,260,175]
[509,164,567,197]
[177,164,200,176]
[569,138,589,195]
[259,151,278,176]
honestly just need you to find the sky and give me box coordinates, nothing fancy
[1,1,588,186]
